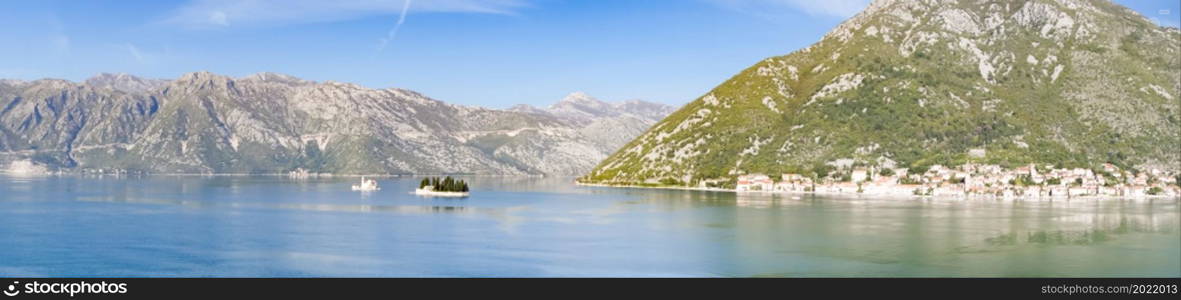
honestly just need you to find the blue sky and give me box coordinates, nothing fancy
[0,0,1177,108]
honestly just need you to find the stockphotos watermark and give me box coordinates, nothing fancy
[5,280,127,297]
[1041,283,1178,295]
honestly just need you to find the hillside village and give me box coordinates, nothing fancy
[730,160,1180,199]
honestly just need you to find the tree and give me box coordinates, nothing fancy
[1010,174,1032,186]
[420,176,469,192]
[811,162,833,179]
[1147,187,1163,195]
[302,140,326,171]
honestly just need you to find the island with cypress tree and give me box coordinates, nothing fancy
[414,176,470,197]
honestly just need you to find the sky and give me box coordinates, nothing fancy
[0,0,1177,108]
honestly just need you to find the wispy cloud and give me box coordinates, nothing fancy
[706,0,870,19]
[164,0,529,29]
[47,15,71,55]
[109,43,168,66]
[125,44,146,63]
[376,0,413,52]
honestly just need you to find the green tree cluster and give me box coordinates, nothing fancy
[420,176,470,192]
[1147,187,1163,195]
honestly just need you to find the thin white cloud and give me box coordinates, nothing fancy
[209,11,229,26]
[376,0,413,52]
[707,0,870,19]
[164,0,529,29]
[47,14,71,55]
[111,43,167,65]
[126,44,146,63]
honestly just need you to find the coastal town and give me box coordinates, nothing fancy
[730,162,1181,199]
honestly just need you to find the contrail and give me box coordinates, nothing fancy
[376,0,412,52]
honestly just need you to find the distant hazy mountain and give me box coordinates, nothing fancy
[584,0,1180,185]
[0,72,673,175]
[83,73,168,94]
[510,92,678,156]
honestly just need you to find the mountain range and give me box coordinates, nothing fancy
[0,72,673,175]
[584,0,1180,186]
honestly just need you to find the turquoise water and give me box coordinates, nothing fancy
[0,175,1177,277]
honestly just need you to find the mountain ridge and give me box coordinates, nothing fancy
[0,72,674,175]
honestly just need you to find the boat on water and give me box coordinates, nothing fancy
[351,177,380,191]
[288,168,311,179]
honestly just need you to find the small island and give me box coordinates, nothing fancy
[415,176,470,197]
[351,176,380,191]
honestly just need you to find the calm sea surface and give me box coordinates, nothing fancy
[1,175,1177,277]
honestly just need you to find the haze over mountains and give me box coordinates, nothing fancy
[0,72,673,175]
[585,0,1180,185]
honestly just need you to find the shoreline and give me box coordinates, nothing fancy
[575,181,1181,200]
[413,189,470,197]
[0,172,555,178]
[575,181,734,193]
[5,171,1177,200]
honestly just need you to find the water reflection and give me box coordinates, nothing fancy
[986,213,1175,246]
[720,192,1180,276]
[1,175,1177,277]
[81,195,474,213]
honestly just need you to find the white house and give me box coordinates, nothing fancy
[851,167,870,183]
[736,174,774,192]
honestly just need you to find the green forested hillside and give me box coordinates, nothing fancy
[584,0,1180,186]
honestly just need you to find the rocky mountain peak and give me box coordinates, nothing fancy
[507,103,546,114]
[85,73,166,93]
[240,72,308,85]
[321,80,367,91]
[516,92,677,123]
[171,71,237,93]
[25,78,77,92]
[86,72,132,81]
[547,92,620,119]
[558,91,599,103]
[176,71,237,85]
[615,99,679,121]
[0,79,27,86]
[552,90,609,108]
